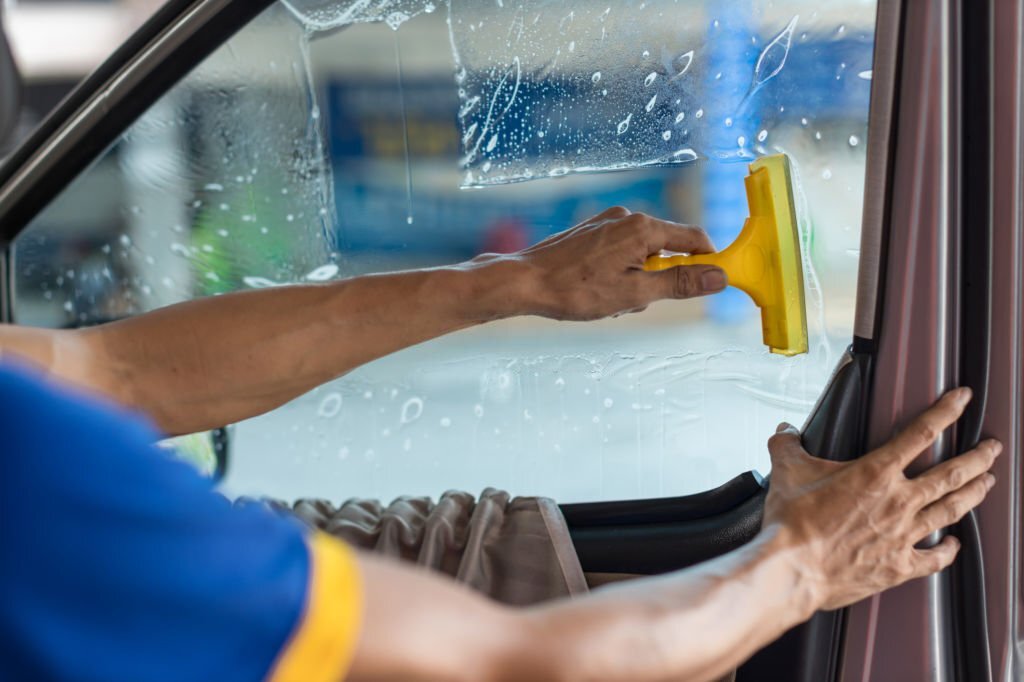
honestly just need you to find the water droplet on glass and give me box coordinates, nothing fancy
[337,447,349,460]
[591,71,602,84]
[672,148,698,162]
[749,15,799,92]
[617,114,633,135]
[306,264,339,282]
[695,109,704,119]
[473,404,484,417]
[242,276,280,289]
[644,71,658,87]
[204,183,224,192]
[725,117,734,127]
[822,168,833,180]
[645,94,658,112]
[675,112,686,123]
[401,397,423,424]
[662,130,672,141]
[858,70,873,80]
[848,135,860,147]
[737,135,747,147]
[440,417,452,428]
[758,129,768,142]
[318,393,343,419]
[673,50,695,79]
[603,398,614,408]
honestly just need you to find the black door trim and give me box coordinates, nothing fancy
[950,0,995,678]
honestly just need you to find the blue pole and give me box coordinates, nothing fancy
[702,1,756,324]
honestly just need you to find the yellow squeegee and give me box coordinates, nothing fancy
[644,153,808,356]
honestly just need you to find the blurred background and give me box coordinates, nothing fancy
[5,0,876,503]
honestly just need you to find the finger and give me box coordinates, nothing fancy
[907,535,960,580]
[645,264,728,301]
[867,388,972,470]
[911,439,1002,505]
[644,220,716,256]
[912,472,995,541]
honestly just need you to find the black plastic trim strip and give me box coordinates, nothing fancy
[561,471,764,528]
[568,487,766,575]
[0,0,275,244]
[950,0,994,679]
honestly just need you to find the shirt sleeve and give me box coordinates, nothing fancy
[0,362,362,682]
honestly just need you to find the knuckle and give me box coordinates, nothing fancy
[913,420,940,445]
[674,267,698,298]
[606,205,630,218]
[942,497,964,523]
[890,493,914,516]
[767,432,789,452]
[689,225,711,243]
[946,466,968,490]
[860,456,889,480]
[891,556,916,582]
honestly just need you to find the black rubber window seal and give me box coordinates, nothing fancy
[949,0,994,679]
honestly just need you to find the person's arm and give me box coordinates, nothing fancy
[346,389,1001,682]
[0,207,726,436]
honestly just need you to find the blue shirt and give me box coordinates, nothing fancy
[0,362,362,681]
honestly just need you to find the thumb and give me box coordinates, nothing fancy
[652,265,728,300]
[767,423,804,464]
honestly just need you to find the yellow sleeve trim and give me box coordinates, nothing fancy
[269,533,363,682]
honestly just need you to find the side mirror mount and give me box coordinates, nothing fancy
[0,3,23,150]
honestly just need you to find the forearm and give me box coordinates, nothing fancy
[520,522,815,675]
[349,526,820,682]
[82,257,532,435]
[518,524,819,682]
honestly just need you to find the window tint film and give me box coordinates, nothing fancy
[12,1,876,503]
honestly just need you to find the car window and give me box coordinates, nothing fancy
[11,0,876,503]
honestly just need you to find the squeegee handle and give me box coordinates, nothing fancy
[641,217,768,308]
[643,253,721,271]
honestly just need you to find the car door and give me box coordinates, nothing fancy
[0,1,1019,680]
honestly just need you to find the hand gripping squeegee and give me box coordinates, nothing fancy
[644,153,808,356]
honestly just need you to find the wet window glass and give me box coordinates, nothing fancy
[12,1,876,503]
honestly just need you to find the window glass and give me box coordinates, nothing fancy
[12,0,875,503]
